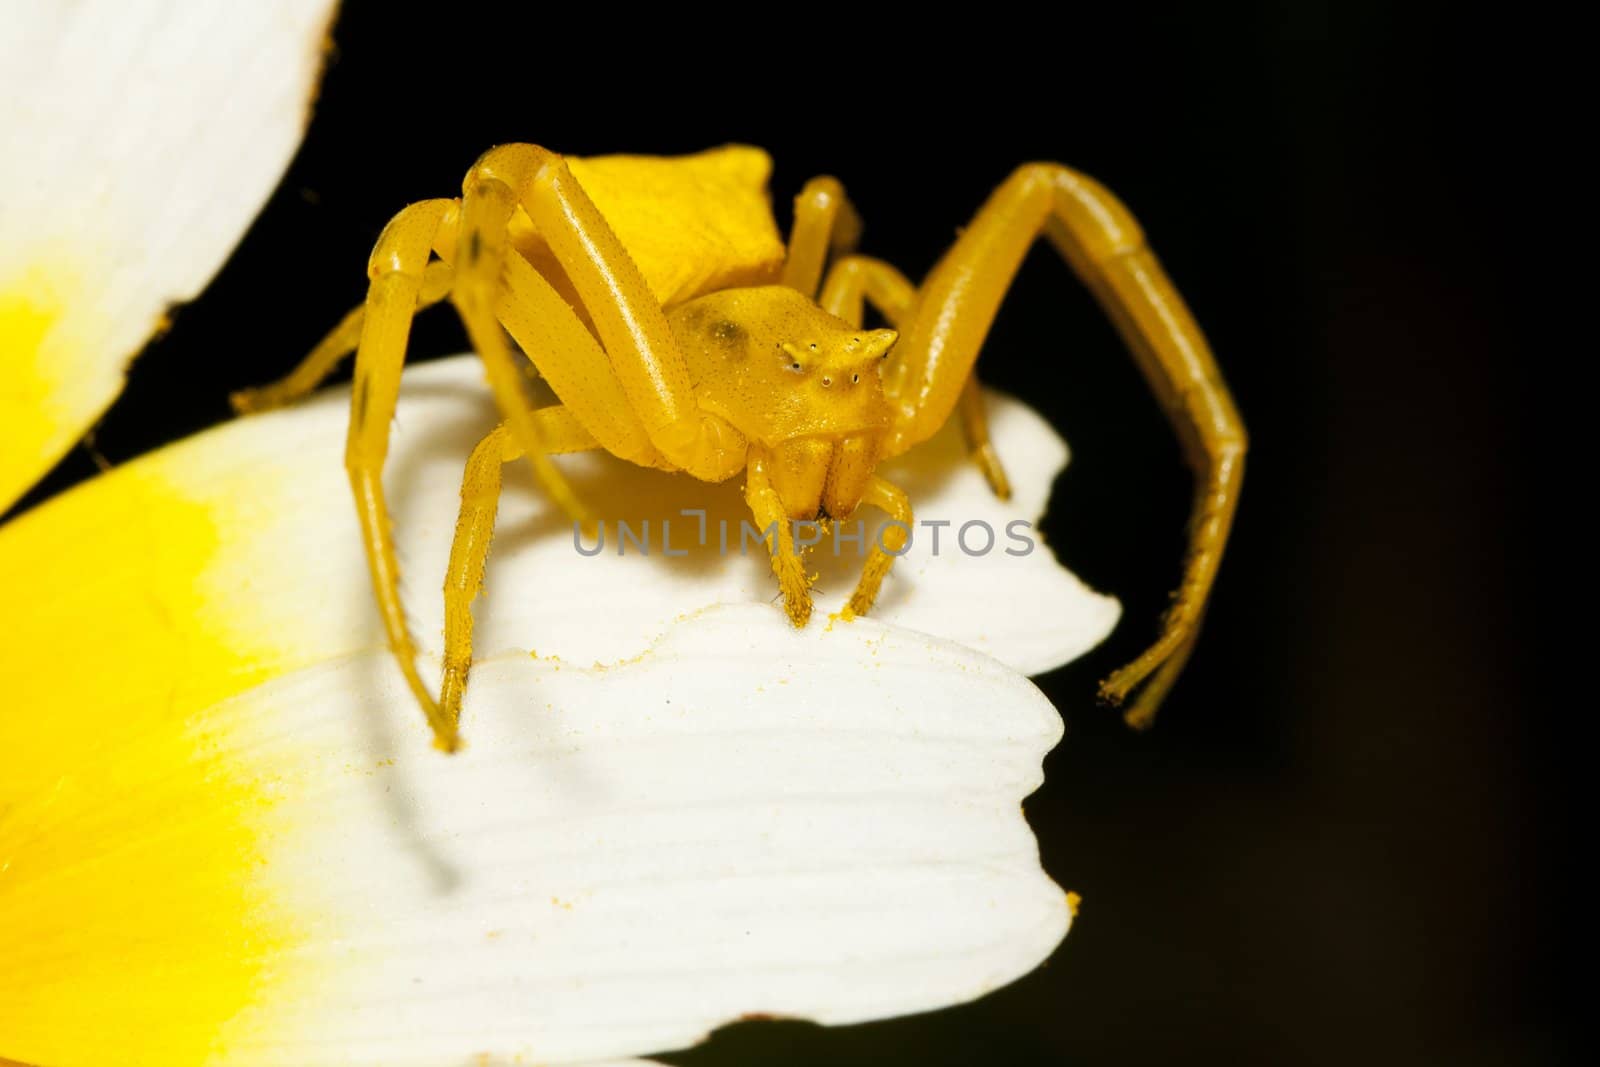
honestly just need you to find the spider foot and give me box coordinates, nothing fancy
[229,382,295,415]
[1098,626,1200,731]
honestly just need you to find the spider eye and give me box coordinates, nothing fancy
[778,342,808,373]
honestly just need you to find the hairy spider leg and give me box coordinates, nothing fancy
[236,221,665,472]
[820,254,1012,499]
[468,145,747,483]
[782,176,861,298]
[349,144,776,745]
[347,195,595,751]
[744,450,814,625]
[843,476,915,617]
[344,198,461,748]
[818,254,915,325]
[440,411,599,728]
[429,242,700,739]
[883,163,1247,728]
[451,176,590,525]
[493,251,665,469]
[957,376,1013,501]
[229,260,455,414]
[466,146,853,642]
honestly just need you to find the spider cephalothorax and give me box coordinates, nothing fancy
[670,285,898,521]
[235,145,1245,752]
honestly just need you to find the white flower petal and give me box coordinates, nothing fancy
[244,606,1067,1063]
[3,606,1069,1065]
[0,0,337,510]
[0,354,1107,1065]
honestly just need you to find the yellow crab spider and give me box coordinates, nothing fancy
[235,144,1245,753]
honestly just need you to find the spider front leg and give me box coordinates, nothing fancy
[452,175,590,524]
[440,410,599,728]
[820,254,1013,500]
[344,199,461,748]
[470,144,746,482]
[346,196,588,752]
[883,164,1247,728]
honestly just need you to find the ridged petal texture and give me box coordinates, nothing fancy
[0,357,1116,1066]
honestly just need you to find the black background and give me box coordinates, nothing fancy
[9,4,1554,1064]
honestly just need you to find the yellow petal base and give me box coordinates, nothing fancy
[0,468,312,1065]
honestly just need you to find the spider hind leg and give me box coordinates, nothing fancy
[230,261,455,415]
